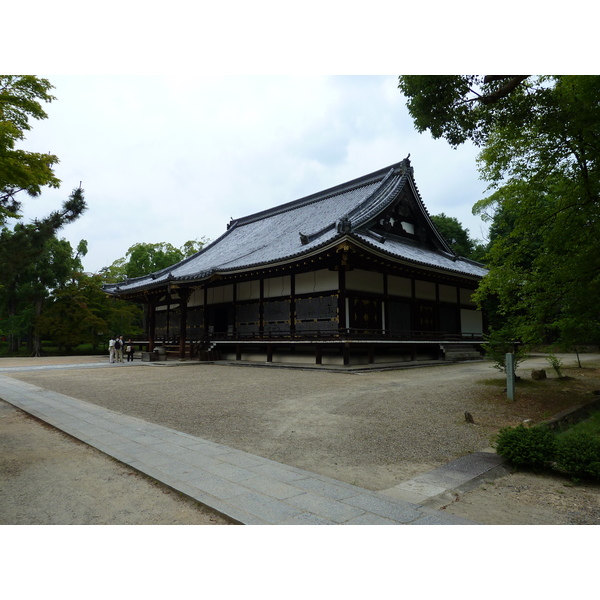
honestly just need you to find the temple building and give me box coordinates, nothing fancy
[103,157,487,366]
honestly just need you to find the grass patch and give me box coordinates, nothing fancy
[558,411,600,438]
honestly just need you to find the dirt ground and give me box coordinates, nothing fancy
[1,353,600,525]
[0,400,232,525]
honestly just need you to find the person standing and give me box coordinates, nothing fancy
[126,339,135,362]
[114,335,124,363]
[109,335,116,363]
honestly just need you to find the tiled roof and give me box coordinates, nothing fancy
[104,158,487,295]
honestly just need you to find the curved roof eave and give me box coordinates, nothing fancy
[103,234,349,295]
[349,233,488,280]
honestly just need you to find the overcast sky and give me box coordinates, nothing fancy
[16,74,488,274]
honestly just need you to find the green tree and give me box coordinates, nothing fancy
[125,242,185,278]
[0,75,87,353]
[0,76,61,224]
[37,272,143,353]
[398,75,532,148]
[0,187,87,352]
[399,75,600,349]
[26,236,83,355]
[181,236,210,258]
[430,213,478,259]
[101,238,210,283]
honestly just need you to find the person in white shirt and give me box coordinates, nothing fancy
[109,336,116,363]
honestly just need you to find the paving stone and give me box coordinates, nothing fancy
[285,492,366,523]
[412,470,474,488]
[200,461,257,482]
[153,461,202,481]
[343,513,402,525]
[444,452,504,473]
[152,430,201,446]
[412,512,477,525]
[127,432,167,445]
[342,492,423,523]
[179,452,224,470]
[222,490,304,523]
[247,463,309,483]
[183,441,233,456]
[142,441,190,457]
[132,449,182,467]
[239,475,307,500]
[279,513,337,525]
[380,487,430,505]
[185,474,252,500]
[291,477,359,500]
[217,452,267,469]
[391,479,447,497]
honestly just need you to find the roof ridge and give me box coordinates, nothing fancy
[230,161,404,228]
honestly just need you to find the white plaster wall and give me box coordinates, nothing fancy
[295,270,339,294]
[439,284,458,304]
[206,284,234,305]
[264,275,291,298]
[460,308,483,334]
[414,279,436,300]
[460,288,476,306]
[388,275,412,298]
[346,270,384,294]
[188,289,204,307]
[237,280,261,301]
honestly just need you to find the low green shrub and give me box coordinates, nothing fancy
[495,416,600,481]
[555,432,600,479]
[546,353,564,378]
[495,424,557,468]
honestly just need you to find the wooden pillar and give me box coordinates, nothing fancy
[232,283,238,336]
[315,345,322,365]
[203,287,209,337]
[266,343,273,363]
[148,302,156,352]
[338,269,347,336]
[343,342,350,366]
[259,277,264,337]
[290,273,296,337]
[178,289,191,360]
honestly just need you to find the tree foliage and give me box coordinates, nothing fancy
[430,212,479,259]
[37,272,143,352]
[399,75,600,348]
[0,76,91,354]
[101,238,210,283]
[398,75,532,148]
[0,75,61,223]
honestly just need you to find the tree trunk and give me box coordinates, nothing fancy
[7,283,19,353]
[32,296,44,357]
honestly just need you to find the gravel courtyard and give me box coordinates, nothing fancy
[4,354,599,492]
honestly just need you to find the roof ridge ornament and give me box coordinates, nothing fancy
[337,216,352,234]
[400,154,412,175]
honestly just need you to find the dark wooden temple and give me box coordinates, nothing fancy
[104,157,487,366]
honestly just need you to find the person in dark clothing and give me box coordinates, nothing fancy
[126,339,135,362]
